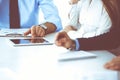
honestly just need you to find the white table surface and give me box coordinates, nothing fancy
[0,33,119,80]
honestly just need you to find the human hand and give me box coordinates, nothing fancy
[104,55,120,71]
[69,0,79,5]
[55,31,73,49]
[24,25,46,37]
[63,25,77,32]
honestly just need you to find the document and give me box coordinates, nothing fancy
[0,28,29,37]
[58,51,97,61]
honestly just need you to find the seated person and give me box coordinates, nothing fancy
[60,0,113,40]
[55,0,120,71]
[0,0,62,37]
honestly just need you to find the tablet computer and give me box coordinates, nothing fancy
[9,38,53,46]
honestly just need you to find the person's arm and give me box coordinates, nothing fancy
[39,0,62,32]
[74,1,120,51]
[40,22,57,34]
[76,27,120,50]
[67,3,80,30]
[69,0,80,5]
[63,25,77,33]
[24,22,57,37]
[24,0,62,37]
[63,1,81,33]
[104,55,120,71]
[55,26,120,51]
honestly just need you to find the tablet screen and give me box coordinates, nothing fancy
[10,38,53,46]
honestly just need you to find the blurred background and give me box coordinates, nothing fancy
[39,0,71,28]
[54,0,70,27]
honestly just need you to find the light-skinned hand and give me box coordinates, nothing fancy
[104,55,120,71]
[24,25,45,38]
[55,31,73,49]
[69,0,79,5]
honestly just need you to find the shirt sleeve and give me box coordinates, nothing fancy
[67,4,79,29]
[96,7,112,36]
[75,39,80,51]
[37,0,62,31]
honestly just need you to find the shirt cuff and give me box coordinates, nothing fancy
[75,39,80,51]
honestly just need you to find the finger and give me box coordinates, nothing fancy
[55,33,62,45]
[24,29,31,36]
[36,26,42,37]
[31,26,37,37]
[39,28,45,37]
[65,41,72,49]
[104,62,114,68]
[60,37,66,45]
[55,40,62,46]
[55,32,71,48]
[112,57,120,62]
[108,66,120,71]
[55,32,63,41]
[36,26,45,37]
[104,58,120,71]
[60,34,72,48]
[55,37,66,47]
[55,31,68,41]
[111,61,120,69]
[58,37,68,48]
[113,66,120,70]
[64,32,70,40]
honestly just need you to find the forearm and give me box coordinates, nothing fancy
[78,31,120,50]
[40,0,62,32]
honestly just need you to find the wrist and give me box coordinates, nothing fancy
[38,24,48,34]
[68,40,76,51]
[69,0,80,5]
[63,25,75,33]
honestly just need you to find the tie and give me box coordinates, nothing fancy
[9,0,20,28]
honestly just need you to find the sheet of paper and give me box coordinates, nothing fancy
[58,51,97,61]
[0,29,29,37]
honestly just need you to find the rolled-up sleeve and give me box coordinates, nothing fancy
[67,4,80,29]
[38,0,62,31]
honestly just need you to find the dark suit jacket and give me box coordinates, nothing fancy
[77,24,120,50]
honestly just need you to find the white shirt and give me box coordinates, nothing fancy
[67,0,112,39]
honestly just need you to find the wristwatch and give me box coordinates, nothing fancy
[39,24,48,30]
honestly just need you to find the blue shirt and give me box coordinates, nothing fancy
[0,0,62,31]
